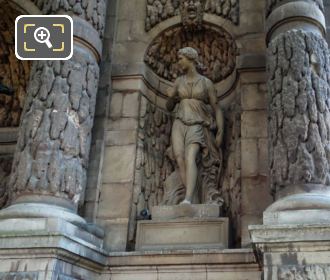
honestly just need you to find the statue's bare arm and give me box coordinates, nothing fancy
[207,79,224,147]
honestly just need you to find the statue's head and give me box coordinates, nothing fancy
[178,47,199,63]
[179,0,205,31]
[177,47,200,72]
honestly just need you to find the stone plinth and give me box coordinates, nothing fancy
[0,218,107,279]
[136,204,228,251]
[151,204,221,220]
[249,224,330,279]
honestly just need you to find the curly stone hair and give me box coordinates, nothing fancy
[178,47,205,72]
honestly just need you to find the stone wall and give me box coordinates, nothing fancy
[95,0,273,250]
[239,75,273,246]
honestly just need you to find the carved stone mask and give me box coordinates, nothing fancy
[180,0,205,31]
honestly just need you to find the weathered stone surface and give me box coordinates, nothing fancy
[0,156,12,210]
[31,0,106,36]
[266,0,324,17]
[151,204,220,220]
[219,98,241,246]
[109,92,123,119]
[241,111,268,138]
[145,25,236,83]
[0,218,106,279]
[9,44,99,207]
[136,218,229,251]
[97,183,132,219]
[145,0,239,31]
[106,130,137,146]
[278,265,330,279]
[102,145,136,183]
[98,219,129,252]
[250,224,330,280]
[241,84,267,110]
[241,139,258,177]
[267,30,330,193]
[122,92,140,118]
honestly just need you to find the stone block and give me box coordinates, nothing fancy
[151,204,221,221]
[237,54,266,71]
[240,11,264,33]
[240,72,267,84]
[123,92,140,118]
[250,224,330,280]
[98,219,129,252]
[241,110,268,138]
[207,270,261,280]
[102,145,136,183]
[236,36,266,54]
[241,177,273,216]
[241,139,258,177]
[107,118,138,131]
[110,269,158,280]
[241,214,262,247]
[97,183,132,219]
[241,84,266,110]
[106,130,137,146]
[110,93,123,118]
[157,267,207,280]
[258,138,268,176]
[135,218,229,251]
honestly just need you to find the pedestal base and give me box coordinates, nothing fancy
[0,218,107,279]
[249,224,330,280]
[136,204,228,251]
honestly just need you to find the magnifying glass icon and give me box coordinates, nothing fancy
[34,27,53,49]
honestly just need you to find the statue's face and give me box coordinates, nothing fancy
[180,0,205,30]
[178,54,194,72]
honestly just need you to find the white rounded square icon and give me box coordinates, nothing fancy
[15,15,73,60]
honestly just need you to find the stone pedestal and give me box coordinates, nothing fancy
[0,217,107,279]
[249,224,330,279]
[135,204,228,251]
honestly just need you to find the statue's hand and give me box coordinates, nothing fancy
[215,130,223,147]
[166,96,180,111]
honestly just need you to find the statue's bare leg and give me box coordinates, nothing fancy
[184,143,200,203]
[172,122,186,187]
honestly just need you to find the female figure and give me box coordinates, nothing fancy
[167,47,224,204]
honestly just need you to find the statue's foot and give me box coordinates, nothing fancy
[180,199,191,205]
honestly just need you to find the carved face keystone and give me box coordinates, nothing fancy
[180,0,205,30]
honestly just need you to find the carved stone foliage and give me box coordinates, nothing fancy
[278,265,330,279]
[0,3,30,127]
[145,25,236,83]
[0,156,12,210]
[145,0,239,31]
[267,30,330,193]
[31,0,106,36]
[9,44,99,206]
[266,0,324,17]
[220,98,241,245]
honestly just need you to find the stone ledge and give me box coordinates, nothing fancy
[109,248,257,266]
[249,223,330,245]
[0,218,108,266]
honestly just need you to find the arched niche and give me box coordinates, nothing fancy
[0,1,39,127]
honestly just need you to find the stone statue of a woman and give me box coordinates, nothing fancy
[166,47,224,205]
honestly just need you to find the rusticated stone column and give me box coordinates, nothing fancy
[249,1,330,279]
[264,0,330,225]
[0,0,106,226]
